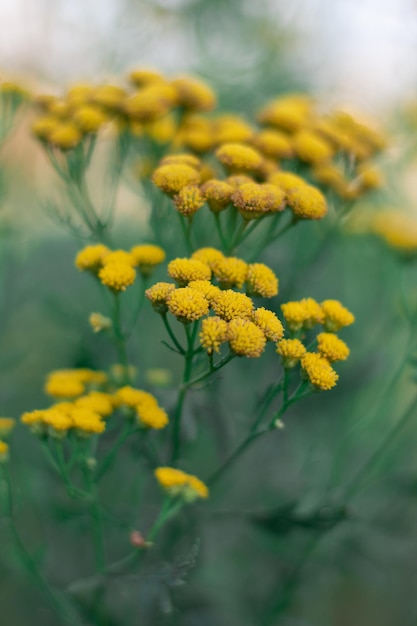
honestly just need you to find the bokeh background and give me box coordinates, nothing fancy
[2,1,417,625]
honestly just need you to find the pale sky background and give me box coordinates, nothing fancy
[0,0,416,112]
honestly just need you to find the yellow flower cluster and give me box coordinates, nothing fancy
[276,338,307,368]
[45,369,107,399]
[21,403,107,438]
[116,386,168,429]
[370,211,417,256]
[281,298,324,332]
[301,353,339,391]
[154,467,209,501]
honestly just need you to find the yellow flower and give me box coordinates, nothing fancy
[200,179,234,213]
[232,182,286,219]
[129,67,165,86]
[75,392,115,417]
[0,418,15,439]
[281,298,323,332]
[48,122,82,150]
[145,282,176,313]
[276,338,306,367]
[155,466,209,500]
[246,263,279,298]
[152,163,200,196]
[226,174,254,188]
[92,84,127,110]
[200,316,229,354]
[268,171,307,193]
[321,300,355,332]
[71,408,105,435]
[286,184,327,220]
[173,185,206,217]
[258,95,312,132]
[356,163,384,190]
[301,353,339,390]
[130,244,166,274]
[175,115,213,153]
[144,116,177,144]
[251,129,293,159]
[252,308,284,342]
[371,211,417,255]
[168,258,212,285]
[188,280,221,303]
[45,373,85,399]
[213,114,253,145]
[317,333,350,362]
[75,244,110,272]
[211,290,254,321]
[66,83,93,106]
[293,130,334,164]
[32,116,59,141]
[124,83,177,121]
[42,408,73,437]
[0,440,9,462]
[167,287,209,323]
[136,402,168,429]
[21,410,46,435]
[171,75,216,112]
[89,312,112,333]
[116,386,157,408]
[160,153,201,169]
[73,105,108,133]
[228,318,267,358]
[212,256,248,288]
[311,164,347,193]
[102,250,136,267]
[216,143,263,174]
[191,247,225,268]
[99,262,136,292]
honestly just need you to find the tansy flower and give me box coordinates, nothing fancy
[129,67,165,86]
[188,280,221,303]
[228,318,267,358]
[0,418,15,439]
[75,392,115,417]
[75,244,110,272]
[371,211,417,255]
[286,184,327,220]
[124,84,177,121]
[0,440,9,462]
[232,183,286,219]
[49,122,82,150]
[191,247,225,268]
[99,262,136,292]
[213,115,253,145]
[66,83,93,106]
[116,386,158,409]
[136,403,168,429]
[292,130,334,164]
[155,466,209,500]
[276,338,307,368]
[211,290,254,321]
[152,163,200,196]
[145,282,176,313]
[73,105,107,133]
[92,84,126,110]
[251,129,293,159]
[301,352,339,390]
[42,409,73,438]
[173,185,206,217]
[200,316,229,354]
[257,96,312,132]
[281,300,312,332]
[102,250,136,267]
[168,258,211,285]
[356,163,384,190]
[226,175,254,188]
[167,287,209,323]
[32,116,59,141]
[246,263,279,298]
[89,312,112,333]
[321,300,355,332]
[252,308,284,342]
[311,164,347,192]
[71,408,105,436]
[200,179,234,213]
[171,75,216,112]
[21,410,46,435]
[212,256,248,289]
[160,153,201,170]
[268,171,307,194]
[175,123,213,153]
[45,373,85,399]
[130,244,166,275]
[317,332,350,362]
[216,143,263,174]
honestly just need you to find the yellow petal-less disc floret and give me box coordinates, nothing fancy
[371,211,417,255]
[213,115,253,145]
[89,312,112,333]
[124,83,177,121]
[200,316,229,354]
[301,353,339,390]
[191,247,225,268]
[152,163,200,196]
[173,185,206,216]
[116,386,158,409]
[75,244,110,272]
[45,373,85,399]
[188,280,221,303]
[268,171,307,194]
[321,300,355,332]
[42,409,73,437]
[251,129,294,159]
[246,263,279,298]
[252,308,284,342]
[155,466,209,500]
[286,184,327,220]
[49,122,82,150]
[73,105,108,133]
[317,332,350,362]
[232,182,286,219]
[257,95,312,132]
[171,75,216,112]
[167,287,209,323]
[200,179,234,213]
[211,290,254,321]
[160,153,201,170]
[130,244,166,275]
[32,116,60,141]
[212,257,248,289]
[99,262,136,292]
[102,250,136,267]
[0,440,9,462]
[227,318,267,358]
[136,402,169,429]
[168,258,212,285]
[292,130,334,164]
[145,282,176,313]
[71,408,105,436]
[129,67,165,87]
[276,338,307,367]
[0,418,15,439]
[75,392,115,417]
[216,143,263,174]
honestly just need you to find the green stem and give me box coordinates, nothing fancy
[228,217,249,254]
[179,214,194,255]
[112,294,130,383]
[96,421,136,481]
[183,352,235,389]
[207,430,267,488]
[161,314,185,354]
[213,212,228,252]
